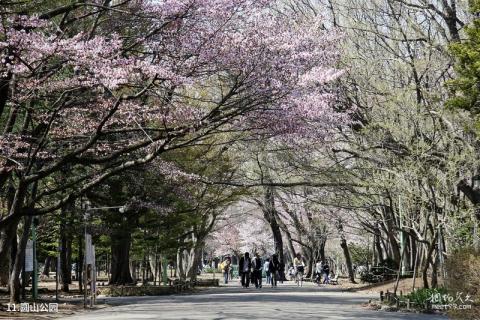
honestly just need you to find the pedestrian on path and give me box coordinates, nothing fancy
[264,258,271,284]
[269,254,280,288]
[252,252,263,289]
[293,253,305,286]
[223,257,231,284]
[239,252,252,288]
[314,260,323,284]
[322,262,330,284]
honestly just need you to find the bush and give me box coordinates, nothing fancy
[405,287,448,307]
[202,267,216,273]
[360,271,382,283]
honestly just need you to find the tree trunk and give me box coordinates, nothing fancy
[109,231,133,285]
[59,239,72,291]
[319,240,326,263]
[42,256,52,277]
[176,248,186,280]
[280,228,296,264]
[59,207,72,292]
[337,220,355,283]
[422,259,429,289]
[0,186,19,286]
[187,240,204,282]
[306,247,314,278]
[373,222,384,264]
[385,221,401,263]
[9,216,32,303]
[263,186,284,264]
[430,253,438,288]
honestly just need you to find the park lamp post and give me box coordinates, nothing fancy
[81,202,126,308]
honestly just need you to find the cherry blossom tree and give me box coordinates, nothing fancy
[0,0,344,302]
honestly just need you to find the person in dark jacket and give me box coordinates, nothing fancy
[268,254,280,288]
[252,252,263,289]
[322,262,330,284]
[239,252,252,288]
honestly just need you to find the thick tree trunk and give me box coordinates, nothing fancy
[281,228,296,264]
[187,240,204,282]
[263,186,284,264]
[422,259,429,289]
[176,248,186,280]
[430,252,438,288]
[109,231,133,285]
[337,220,356,283]
[305,247,314,278]
[59,240,72,291]
[9,216,32,303]
[373,222,384,264]
[319,240,326,263]
[340,238,355,283]
[42,256,52,277]
[0,185,19,286]
[59,208,72,292]
[385,218,401,264]
[0,219,20,286]
[422,237,437,289]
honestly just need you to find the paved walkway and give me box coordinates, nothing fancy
[67,282,446,320]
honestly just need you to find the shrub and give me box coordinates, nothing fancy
[202,267,216,273]
[360,271,382,283]
[405,287,448,307]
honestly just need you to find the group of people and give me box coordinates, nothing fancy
[238,252,268,288]
[313,259,335,284]
[222,252,309,288]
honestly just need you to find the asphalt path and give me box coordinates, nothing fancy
[66,281,446,320]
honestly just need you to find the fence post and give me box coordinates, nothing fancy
[380,291,384,302]
[406,299,410,309]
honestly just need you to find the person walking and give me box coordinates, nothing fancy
[322,261,330,284]
[269,254,280,288]
[252,252,263,289]
[223,257,231,284]
[314,259,323,284]
[264,258,271,284]
[293,253,305,286]
[239,252,252,288]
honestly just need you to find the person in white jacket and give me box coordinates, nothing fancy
[293,253,305,286]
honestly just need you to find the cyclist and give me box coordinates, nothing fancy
[293,253,305,287]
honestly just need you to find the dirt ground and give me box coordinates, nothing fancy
[340,277,432,295]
